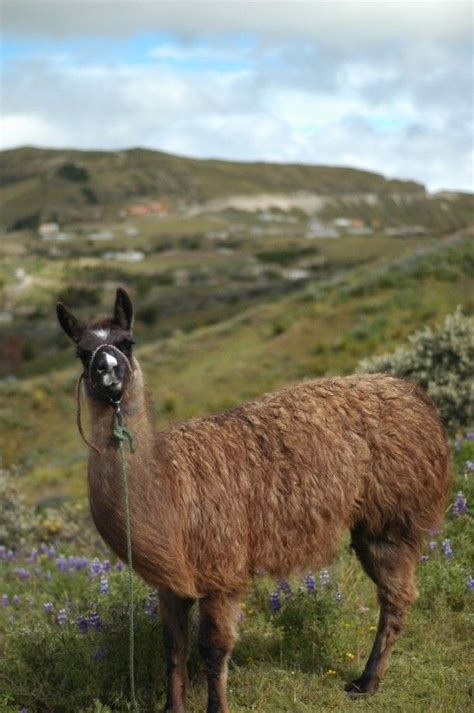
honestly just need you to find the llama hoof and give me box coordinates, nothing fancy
[345,674,380,698]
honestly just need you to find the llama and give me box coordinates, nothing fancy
[57,288,451,713]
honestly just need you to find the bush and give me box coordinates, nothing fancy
[359,308,474,432]
[0,467,38,549]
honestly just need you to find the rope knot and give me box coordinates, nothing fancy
[113,409,136,453]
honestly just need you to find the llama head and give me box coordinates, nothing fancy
[56,287,135,403]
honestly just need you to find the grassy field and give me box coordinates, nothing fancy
[0,157,473,711]
[1,437,473,712]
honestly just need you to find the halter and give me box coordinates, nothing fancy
[76,343,135,454]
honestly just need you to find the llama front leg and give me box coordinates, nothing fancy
[198,593,241,713]
[159,589,195,713]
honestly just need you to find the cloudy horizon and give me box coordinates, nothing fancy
[1,1,473,192]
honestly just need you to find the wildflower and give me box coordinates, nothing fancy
[345,652,355,661]
[89,611,102,631]
[465,460,474,472]
[335,590,343,603]
[467,576,474,591]
[277,578,292,601]
[420,555,429,564]
[465,432,474,441]
[441,539,453,559]
[43,602,54,614]
[14,567,30,580]
[102,560,111,572]
[115,561,125,572]
[99,577,109,595]
[6,550,14,562]
[56,555,68,572]
[57,608,68,625]
[89,558,102,577]
[39,542,49,555]
[320,569,331,587]
[27,549,38,563]
[452,491,468,517]
[369,625,377,632]
[92,647,107,662]
[12,595,21,606]
[145,591,158,619]
[269,591,281,613]
[48,545,56,558]
[326,669,336,676]
[1,594,9,607]
[429,541,437,551]
[76,616,89,634]
[304,574,316,594]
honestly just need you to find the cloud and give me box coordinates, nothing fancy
[0,1,472,191]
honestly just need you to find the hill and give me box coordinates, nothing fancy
[2,145,472,230]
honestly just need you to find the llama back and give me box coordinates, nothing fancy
[162,373,451,592]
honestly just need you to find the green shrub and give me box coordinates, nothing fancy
[359,308,474,432]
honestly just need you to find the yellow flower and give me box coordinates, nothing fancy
[369,625,377,631]
[326,669,337,676]
[345,652,355,661]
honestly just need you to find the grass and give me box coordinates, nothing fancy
[1,438,473,712]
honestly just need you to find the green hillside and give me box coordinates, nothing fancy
[2,145,471,230]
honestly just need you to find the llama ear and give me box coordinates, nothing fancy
[56,302,86,343]
[113,287,134,331]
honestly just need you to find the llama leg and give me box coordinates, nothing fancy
[198,593,241,713]
[346,532,419,696]
[159,588,195,713]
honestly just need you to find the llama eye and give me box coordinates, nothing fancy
[118,339,134,355]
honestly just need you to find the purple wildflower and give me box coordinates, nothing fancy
[92,647,107,662]
[467,576,474,591]
[43,602,54,614]
[115,561,125,572]
[56,555,68,572]
[14,568,30,580]
[89,558,102,578]
[465,460,474,473]
[57,608,68,625]
[304,574,316,594]
[320,569,331,587]
[277,578,292,601]
[1,594,9,607]
[39,542,49,555]
[452,491,468,517]
[269,591,281,613]
[420,555,429,564]
[441,539,453,559]
[429,541,437,551]
[89,611,102,631]
[102,560,111,572]
[12,595,21,606]
[145,591,158,619]
[48,545,56,558]
[27,549,38,564]
[99,577,109,595]
[76,616,89,634]
[465,432,474,441]
[6,549,15,562]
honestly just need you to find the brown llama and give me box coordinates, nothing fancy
[57,288,451,713]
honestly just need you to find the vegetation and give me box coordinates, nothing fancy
[360,308,474,433]
[0,150,473,710]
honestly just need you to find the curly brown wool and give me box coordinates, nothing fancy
[57,288,452,713]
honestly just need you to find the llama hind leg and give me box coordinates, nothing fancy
[347,532,419,696]
[198,592,241,713]
[159,589,195,713]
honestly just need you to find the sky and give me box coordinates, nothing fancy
[1,1,473,192]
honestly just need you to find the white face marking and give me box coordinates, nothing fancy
[92,328,109,340]
[104,352,118,369]
[103,373,114,386]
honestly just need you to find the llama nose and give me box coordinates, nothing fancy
[96,352,120,386]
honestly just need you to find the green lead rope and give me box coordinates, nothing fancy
[113,406,138,712]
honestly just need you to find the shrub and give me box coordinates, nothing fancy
[359,308,474,432]
[0,467,38,549]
